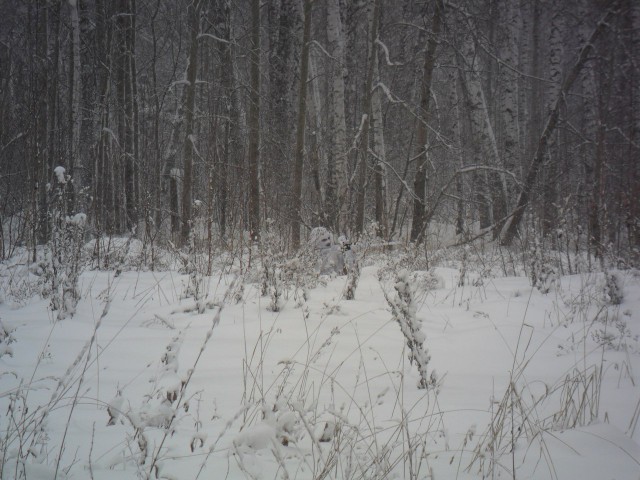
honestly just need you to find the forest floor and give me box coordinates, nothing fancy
[1,243,639,479]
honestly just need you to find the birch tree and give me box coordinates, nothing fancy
[541,2,565,239]
[455,12,507,235]
[497,0,520,206]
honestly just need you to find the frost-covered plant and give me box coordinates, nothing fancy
[343,257,360,300]
[0,262,41,308]
[257,224,287,311]
[181,231,205,312]
[604,270,623,305]
[262,258,282,312]
[0,318,14,358]
[47,167,87,320]
[591,313,639,353]
[458,245,469,286]
[258,226,327,312]
[382,269,435,390]
[529,237,556,294]
[279,255,313,307]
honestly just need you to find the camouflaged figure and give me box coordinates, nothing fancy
[309,227,351,275]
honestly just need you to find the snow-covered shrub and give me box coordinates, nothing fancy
[343,256,360,300]
[257,226,328,312]
[86,235,168,272]
[529,237,556,294]
[0,318,15,358]
[377,242,435,281]
[591,314,639,353]
[279,255,314,307]
[604,271,623,305]
[181,232,205,312]
[47,167,87,320]
[260,253,282,312]
[0,253,42,307]
[382,269,435,389]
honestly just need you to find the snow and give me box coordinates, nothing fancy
[53,165,66,183]
[1,247,639,479]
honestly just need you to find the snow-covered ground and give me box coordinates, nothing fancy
[1,247,639,479]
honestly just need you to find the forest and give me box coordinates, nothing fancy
[1,1,640,479]
[0,0,637,260]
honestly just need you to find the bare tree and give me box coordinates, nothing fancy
[410,0,443,243]
[291,0,312,250]
[354,0,381,237]
[180,0,203,245]
[326,0,349,236]
[247,0,261,242]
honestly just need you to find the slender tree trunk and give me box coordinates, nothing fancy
[32,0,47,250]
[308,53,326,225]
[354,0,381,237]
[371,53,387,238]
[95,0,113,235]
[291,0,312,250]
[116,0,137,232]
[542,3,565,238]
[410,0,442,243]
[216,0,232,241]
[180,0,202,245]
[497,0,520,215]
[269,0,301,219]
[631,0,640,253]
[327,0,349,236]
[578,0,599,255]
[448,60,466,236]
[247,0,261,241]
[69,0,81,211]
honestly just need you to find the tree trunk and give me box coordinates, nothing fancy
[291,0,312,250]
[327,0,349,236]
[216,0,233,241]
[69,0,81,206]
[541,3,565,238]
[354,0,381,237]
[456,11,507,237]
[247,0,261,242]
[371,53,387,238]
[631,0,640,253]
[116,0,138,232]
[497,0,520,220]
[180,0,202,245]
[410,0,443,243]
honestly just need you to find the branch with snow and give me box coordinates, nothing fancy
[382,269,435,390]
